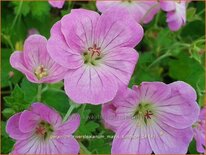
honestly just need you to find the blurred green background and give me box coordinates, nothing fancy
[1,1,205,154]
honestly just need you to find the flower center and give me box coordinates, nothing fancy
[34,65,48,80]
[83,44,102,66]
[122,0,133,3]
[35,121,54,140]
[133,102,155,125]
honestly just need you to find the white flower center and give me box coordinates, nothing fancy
[34,65,48,80]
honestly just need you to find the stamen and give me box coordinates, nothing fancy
[88,44,101,58]
[144,110,153,119]
[35,121,54,140]
[34,65,48,80]
[36,126,46,135]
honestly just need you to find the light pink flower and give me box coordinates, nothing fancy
[96,1,160,24]
[160,0,186,31]
[10,34,67,83]
[49,0,65,9]
[47,9,143,104]
[193,107,206,153]
[6,103,80,154]
[102,81,200,154]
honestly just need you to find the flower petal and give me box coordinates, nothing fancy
[19,110,40,133]
[6,113,31,140]
[147,121,193,154]
[10,52,37,82]
[169,81,197,101]
[194,128,206,153]
[13,136,40,154]
[56,114,80,135]
[133,82,171,103]
[96,1,118,12]
[23,34,49,70]
[49,0,65,9]
[61,9,100,52]
[160,1,176,11]
[102,47,138,86]
[64,65,118,104]
[30,103,62,128]
[95,8,143,51]
[157,95,199,129]
[52,136,80,154]
[47,21,83,69]
[112,120,152,154]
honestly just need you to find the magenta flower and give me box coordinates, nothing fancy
[102,81,199,154]
[193,107,206,153]
[160,0,186,31]
[10,34,67,83]
[96,1,160,24]
[47,9,143,104]
[6,103,80,154]
[48,0,65,9]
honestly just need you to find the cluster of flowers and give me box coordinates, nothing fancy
[7,0,205,154]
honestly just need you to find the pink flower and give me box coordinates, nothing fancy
[47,9,143,104]
[96,1,160,24]
[48,0,65,9]
[160,0,186,31]
[10,34,67,83]
[6,103,80,154]
[102,81,200,154]
[193,107,206,153]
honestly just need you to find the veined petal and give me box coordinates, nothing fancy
[61,9,100,52]
[56,114,80,135]
[64,65,118,104]
[19,110,40,133]
[112,120,152,154]
[6,113,31,140]
[157,95,199,129]
[13,135,40,154]
[147,121,193,154]
[169,81,197,101]
[10,52,37,83]
[102,47,138,86]
[96,1,119,12]
[47,21,83,69]
[52,136,80,154]
[30,103,62,128]
[95,8,143,51]
[23,35,49,70]
[133,82,171,103]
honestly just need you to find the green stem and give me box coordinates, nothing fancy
[147,52,171,69]
[63,104,75,122]
[37,84,42,102]
[1,33,14,51]
[154,11,160,28]
[81,104,86,115]
[79,142,91,154]
[11,0,23,30]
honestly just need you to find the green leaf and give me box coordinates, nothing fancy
[30,2,50,20]
[88,139,111,154]
[41,88,70,114]
[11,1,31,16]
[1,121,15,154]
[1,48,23,88]
[2,108,16,119]
[20,78,38,102]
[168,52,205,106]
[3,85,29,112]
